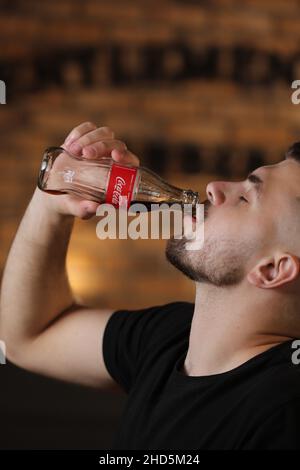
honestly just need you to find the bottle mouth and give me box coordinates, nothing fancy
[37,146,63,191]
[182,189,199,207]
[37,149,52,190]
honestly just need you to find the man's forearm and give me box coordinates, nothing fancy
[0,188,75,345]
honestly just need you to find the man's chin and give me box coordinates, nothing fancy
[166,235,188,258]
[165,237,200,282]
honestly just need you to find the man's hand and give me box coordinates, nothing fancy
[38,121,140,219]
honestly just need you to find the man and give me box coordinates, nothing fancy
[1,121,300,450]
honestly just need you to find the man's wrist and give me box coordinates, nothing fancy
[22,188,75,247]
[30,187,74,225]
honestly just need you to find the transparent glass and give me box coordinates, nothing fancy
[38,146,199,208]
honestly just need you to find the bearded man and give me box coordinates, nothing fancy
[2,122,300,449]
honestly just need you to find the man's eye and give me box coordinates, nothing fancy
[239,196,248,203]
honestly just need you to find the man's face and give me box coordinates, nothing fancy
[166,158,300,286]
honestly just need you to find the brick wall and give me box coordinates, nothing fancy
[1,0,300,310]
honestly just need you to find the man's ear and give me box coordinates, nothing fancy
[247,253,300,288]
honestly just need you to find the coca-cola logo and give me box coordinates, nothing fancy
[112,176,126,205]
[106,164,138,207]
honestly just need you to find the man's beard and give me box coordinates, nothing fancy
[165,234,253,287]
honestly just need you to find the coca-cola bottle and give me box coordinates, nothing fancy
[38,146,200,210]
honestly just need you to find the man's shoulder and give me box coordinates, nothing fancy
[114,301,194,326]
[140,301,194,335]
[103,301,194,393]
[150,301,195,319]
[109,300,194,349]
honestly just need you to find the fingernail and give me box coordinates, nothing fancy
[111,151,121,161]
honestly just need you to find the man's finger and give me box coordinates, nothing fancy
[68,128,118,156]
[82,139,127,159]
[63,122,97,146]
[111,148,140,166]
[64,195,99,219]
[64,123,115,149]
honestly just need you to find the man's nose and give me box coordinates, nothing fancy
[206,181,227,206]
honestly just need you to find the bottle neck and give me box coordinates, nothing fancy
[181,189,200,208]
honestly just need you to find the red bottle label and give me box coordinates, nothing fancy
[105,163,138,208]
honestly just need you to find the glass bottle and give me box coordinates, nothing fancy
[38,146,199,210]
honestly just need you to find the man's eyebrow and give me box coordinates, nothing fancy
[247,173,263,185]
[246,173,263,194]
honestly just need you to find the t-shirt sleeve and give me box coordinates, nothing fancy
[244,397,300,450]
[102,301,194,393]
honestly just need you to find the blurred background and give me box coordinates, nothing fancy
[0,0,300,449]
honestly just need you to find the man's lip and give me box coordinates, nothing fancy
[186,200,209,222]
[203,199,210,218]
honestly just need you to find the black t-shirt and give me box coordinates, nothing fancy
[102,301,300,450]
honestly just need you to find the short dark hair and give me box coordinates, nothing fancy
[285,142,300,163]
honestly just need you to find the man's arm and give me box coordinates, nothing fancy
[0,121,139,388]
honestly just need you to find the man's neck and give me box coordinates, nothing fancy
[183,282,294,377]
